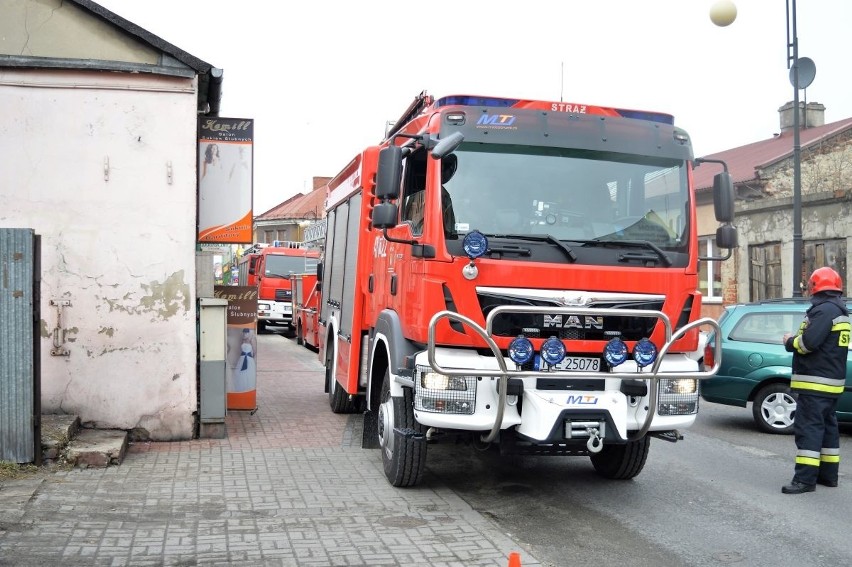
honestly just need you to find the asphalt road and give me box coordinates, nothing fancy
[278,330,850,567]
[420,390,852,567]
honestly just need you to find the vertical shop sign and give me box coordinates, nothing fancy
[214,285,258,411]
[198,118,254,243]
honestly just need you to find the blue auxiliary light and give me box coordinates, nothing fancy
[603,338,628,367]
[508,336,534,365]
[633,338,658,368]
[462,230,489,258]
[540,336,566,366]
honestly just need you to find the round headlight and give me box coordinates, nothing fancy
[508,335,534,365]
[633,338,658,368]
[540,336,566,366]
[603,338,628,367]
[462,230,489,258]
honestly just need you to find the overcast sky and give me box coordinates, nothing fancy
[95,0,852,215]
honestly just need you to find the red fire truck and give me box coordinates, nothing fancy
[236,244,265,287]
[255,242,319,333]
[290,271,321,350]
[318,92,737,487]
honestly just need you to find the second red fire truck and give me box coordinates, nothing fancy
[252,242,319,333]
[318,92,737,487]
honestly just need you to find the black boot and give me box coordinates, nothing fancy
[816,478,838,487]
[782,481,816,494]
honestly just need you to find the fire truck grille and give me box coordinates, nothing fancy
[477,293,663,341]
[275,289,292,302]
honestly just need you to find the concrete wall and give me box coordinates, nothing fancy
[0,0,161,65]
[698,128,852,308]
[0,68,199,440]
[726,192,851,302]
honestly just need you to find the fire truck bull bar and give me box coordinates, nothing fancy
[426,306,722,446]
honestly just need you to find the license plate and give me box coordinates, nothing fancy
[552,356,600,372]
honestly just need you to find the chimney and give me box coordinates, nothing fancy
[778,101,826,132]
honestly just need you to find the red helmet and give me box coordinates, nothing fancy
[807,267,843,294]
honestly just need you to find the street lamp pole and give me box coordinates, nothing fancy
[787,0,803,297]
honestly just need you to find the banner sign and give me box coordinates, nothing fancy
[198,118,254,244]
[214,285,258,411]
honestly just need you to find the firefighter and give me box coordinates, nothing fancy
[781,267,850,494]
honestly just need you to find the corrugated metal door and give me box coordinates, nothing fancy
[0,228,41,464]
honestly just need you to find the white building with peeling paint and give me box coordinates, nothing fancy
[0,0,224,440]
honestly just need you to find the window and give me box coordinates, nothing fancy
[730,311,804,344]
[400,148,428,235]
[698,237,722,300]
[803,239,847,295]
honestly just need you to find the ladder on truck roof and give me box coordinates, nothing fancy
[271,240,305,249]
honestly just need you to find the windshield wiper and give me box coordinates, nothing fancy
[485,233,577,263]
[575,239,672,267]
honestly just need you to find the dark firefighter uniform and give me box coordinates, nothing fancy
[784,292,850,490]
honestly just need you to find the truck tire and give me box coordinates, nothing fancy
[752,383,796,435]
[590,436,650,480]
[295,318,304,346]
[378,369,426,487]
[326,343,356,414]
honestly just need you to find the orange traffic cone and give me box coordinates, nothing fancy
[508,551,521,567]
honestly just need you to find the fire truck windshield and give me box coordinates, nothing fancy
[442,144,689,256]
[264,254,312,278]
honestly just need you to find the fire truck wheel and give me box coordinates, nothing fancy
[378,370,426,487]
[295,319,304,346]
[326,345,357,414]
[589,435,650,480]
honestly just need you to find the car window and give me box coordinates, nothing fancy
[729,311,805,344]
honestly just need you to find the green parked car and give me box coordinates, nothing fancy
[701,298,852,434]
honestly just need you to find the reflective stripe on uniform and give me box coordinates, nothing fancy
[821,447,841,463]
[793,335,811,354]
[790,374,845,394]
[796,449,821,467]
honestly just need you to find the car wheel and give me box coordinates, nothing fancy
[752,383,796,434]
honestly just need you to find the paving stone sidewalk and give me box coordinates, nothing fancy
[0,334,540,567]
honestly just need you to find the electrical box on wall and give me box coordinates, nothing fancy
[198,297,228,438]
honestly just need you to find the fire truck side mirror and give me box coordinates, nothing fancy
[430,131,464,158]
[376,146,403,200]
[715,224,738,250]
[712,171,735,224]
[316,261,323,282]
[372,202,399,229]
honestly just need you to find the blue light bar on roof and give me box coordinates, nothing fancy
[434,96,520,108]
[432,95,674,126]
[616,109,674,125]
